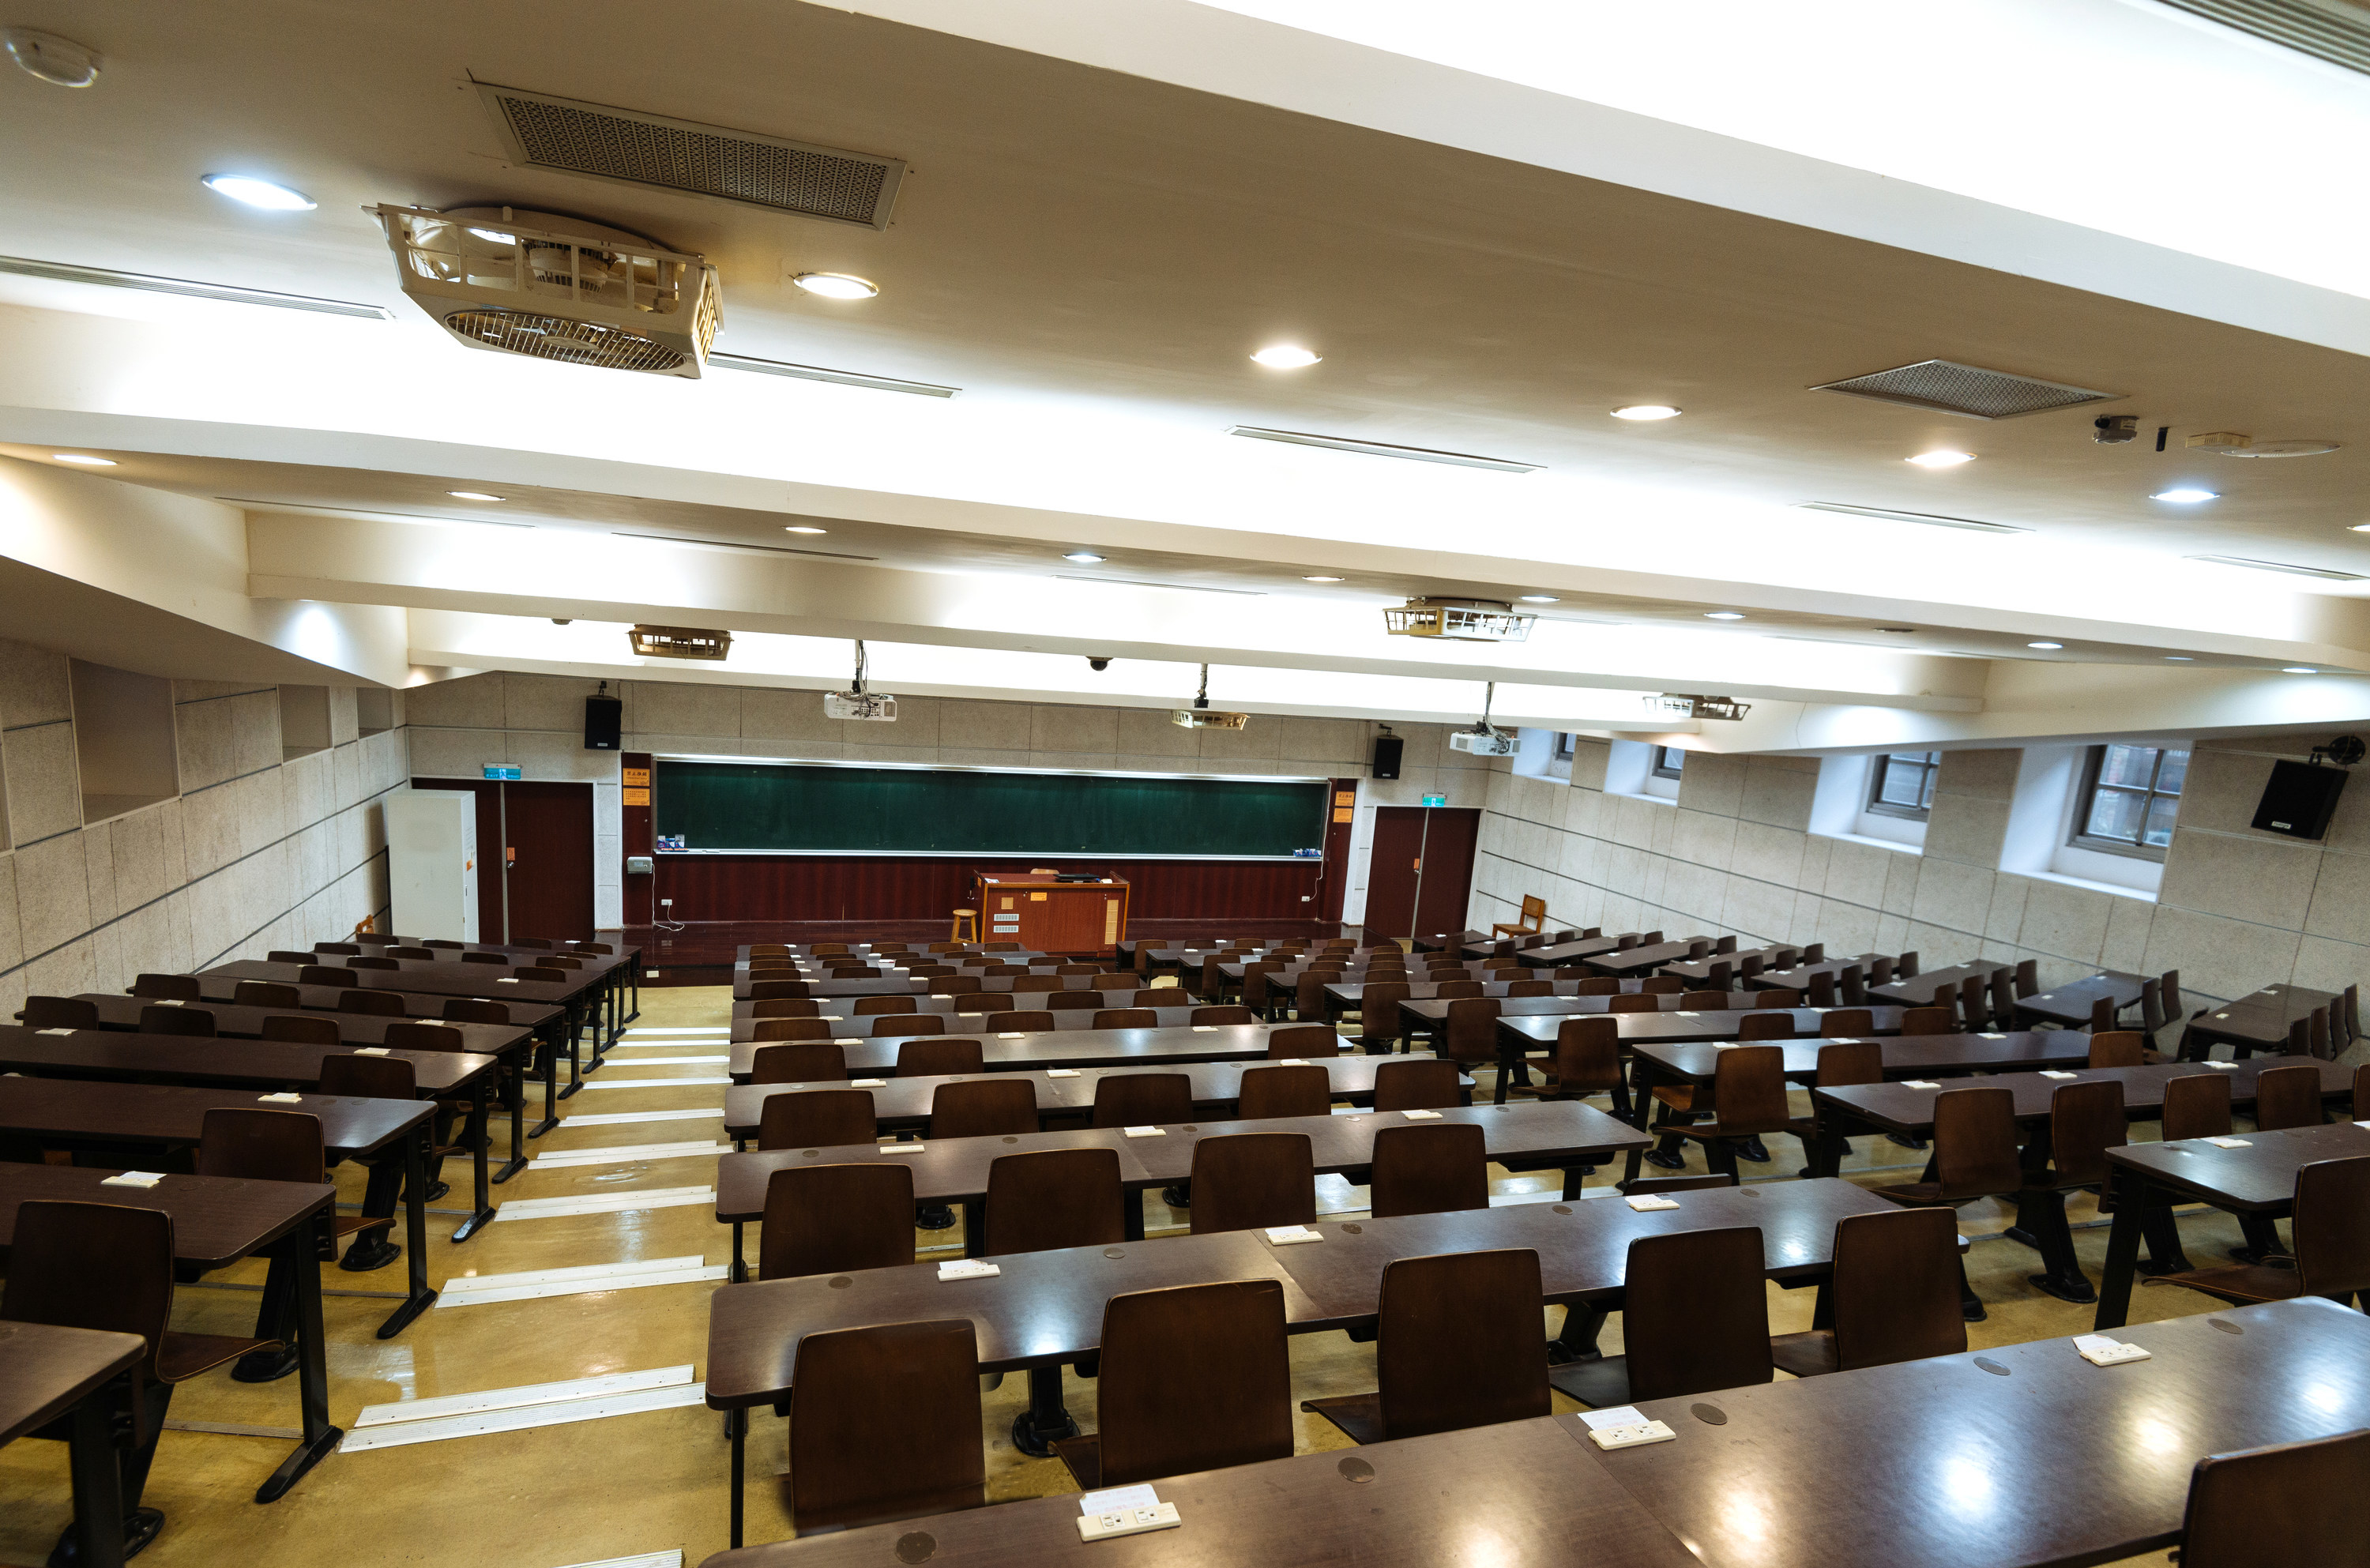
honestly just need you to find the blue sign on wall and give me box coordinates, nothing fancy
[1420,793,1447,807]
[482,764,522,780]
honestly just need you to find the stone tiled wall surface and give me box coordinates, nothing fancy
[1469,738,2370,1055]
[0,641,408,1022]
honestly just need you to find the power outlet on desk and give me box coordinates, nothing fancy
[1078,1503,1180,1542]
[1300,894,1311,901]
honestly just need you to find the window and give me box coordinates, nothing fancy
[1866,751,1941,820]
[1553,731,1575,761]
[2072,744,2188,859]
[1651,746,1686,780]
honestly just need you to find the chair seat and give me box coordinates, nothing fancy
[1545,1355,1633,1408]
[1650,1085,1696,1112]
[1670,1121,1781,1145]
[1049,1432,1103,1491]
[330,1213,392,1240]
[2143,1261,2304,1306]
[1869,1182,1963,1208]
[1298,1392,1386,1446]
[1768,1330,1840,1379]
[158,1329,280,1383]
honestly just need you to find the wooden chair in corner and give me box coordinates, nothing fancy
[1491,895,1547,942]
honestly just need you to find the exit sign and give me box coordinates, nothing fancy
[483,764,522,780]
[1420,793,1446,807]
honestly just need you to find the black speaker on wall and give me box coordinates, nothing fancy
[584,694,623,751]
[1372,736,1403,780]
[2252,760,2345,840]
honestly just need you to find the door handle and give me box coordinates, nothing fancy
[506,847,517,867]
[1413,859,1421,871]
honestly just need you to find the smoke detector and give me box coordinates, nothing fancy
[4,28,99,87]
[372,205,720,377]
[1382,597,1536,643]
[822,640,897,722]
[1172,664,1248,730]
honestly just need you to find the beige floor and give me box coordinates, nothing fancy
[0,982,2239,1567]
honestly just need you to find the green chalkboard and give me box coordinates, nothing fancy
[653,761,1328,858]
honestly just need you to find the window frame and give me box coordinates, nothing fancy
[2069,743,2188,862]
[1553,731,1575,761]
[1650,746,1686,780]
[1865,750,1942,822]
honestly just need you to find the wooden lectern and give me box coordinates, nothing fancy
[972,871,1130,956]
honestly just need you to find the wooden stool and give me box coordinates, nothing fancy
[950,908,978,942]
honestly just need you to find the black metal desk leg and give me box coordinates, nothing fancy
[68,1388,127,1566]
[530,1032,560,1135]
[257,1216,341,1501]
[2093,1168,2151,1331]
[377,1129,438,1337]
[493,1051,528,1181]
[557,1016,586,1100]
[451,1077,496,1240]
[728,1407,746,1549]
[731,1220,747,1284]
[1010,1367,1078,1457]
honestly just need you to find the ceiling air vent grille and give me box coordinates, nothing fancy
[1811,359,2118,420]
[476,83,905,229]
[2157,1,2370,77]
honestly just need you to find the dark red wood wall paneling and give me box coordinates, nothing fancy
[651,854,1327,924]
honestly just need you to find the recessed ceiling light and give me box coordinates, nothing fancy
[1063,551,1105,564]
[201,174,316,211]
[2165,655,2195,661]
[51,453,115,465]
[2151,487,2218,503]
[1705,611,1746,621]
[2283,666,2319,675]
[446,491,502,502]
[1251,346,1321,369]
[2027,641,2063,650]
[1611,405,1681,421]
[1518,595,1560,604]
[1906,450,1975,468]
[784,525,828,536]
[791,272,878,300]
[2350,524,2370,533]
[1300,574,1344,582]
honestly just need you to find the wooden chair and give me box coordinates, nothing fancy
[338,990,406,1017]
[261,1013,340,1045]
[1051,1280,1292,1489]
[231,981,302,1008]
[1092,1008,1158,1031]
[1640,976,1685,996]
[1092,1073,1192,1128]
[785,1318,984,1532]
[1186,1132,1315,1235]
[852,995,917,1017]
[1958,976,1989,1031]
[896,1036,982,1076]
[1367,1122,1488,1219]
[872,1016,947,1040]
[1770,1208,1967,1377]
[269,950,316,964]
[984,1148,1126,1256]
[1431,980,1485,1001]
[750,998,822,1018]
[748,980,811,1001]
[927,1078,1038,1140]
[760,1164,914,1280]
[1550,1226,1772,1406]
[1191,1005,1254,1026]
[1491,896,1547,940]
[2148,1156,2370,1311]
[1266,1024,1339,1059]
[949,909,978,942]
[1806,971,1838,1008]
[751,1041,847,1083]
[758,1089,876,1149]
[1868,1086,2025,1321]
[1820,1008,1875,1036]
[1236,1065,1331,1120]
[314,942,362,957]
[984,1010,1055,1034]
[1504,979,1552,997]
[1736,1011,1795,1040]
[130,973,201,1001]
[1301,1250,1548,1444]
[1529,1015,1629,1119]
[460,950,508,966]
[1899,1006,1954,1036]
[1754,989,1804,1009]
[137,1005,216,1037]
[1373,1058,1463,1112]
[1679,990,1729,1010]
[2014,1080,2126,1303]
[2088,1030,2146,1069]
[750,1017,831,1043]
[21,995,99,1029]
[1440,998,1501,1073]
[2254,1063,2326,1131]
[1785,1040,1880,1176]
[1044,991,1101,1013]
[2178,1427,2370,1568]
[1654,1044,1790,1179]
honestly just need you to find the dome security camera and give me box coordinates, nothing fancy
[1087,656,1112,672]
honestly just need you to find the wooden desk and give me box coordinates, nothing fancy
[719,1058,1474,1141]
[1657,944,1788,983]
[0,1321,145,1568]
[1740,953,1886,991]
[2093,1121,2370,1329]
[973,874,1130,956]
[2011,970,2147,1028]
[1582,939,1710,978]
[1514,935,1625,968]
[1628,1030,2087,1124]
[1864,959,2011,1007]
[1812,1059,2356,1149]
[1436,1006,1909,1100]
[742,1003,1207,1042]
[1415,927,1493,952]
[2178,983,2342,1059]
[342,934,642,1035]
[728,1024,1304,1082]
[0,1078,443,1337]
[0,1163,344,1502]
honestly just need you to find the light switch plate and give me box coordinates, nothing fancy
[1078,1502,1181,1541]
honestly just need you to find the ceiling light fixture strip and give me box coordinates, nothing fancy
[707,352,957,398]
[1794,502,2031,536]
[610,531,877,561]
[1224,426,1540,472]
[0,254,393,318]
[2184,555,2366,581]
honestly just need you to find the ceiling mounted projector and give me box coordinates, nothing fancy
[1382,597,1535,643]
[372,204,721,377]
[1173,663,1248,730]
[823,640,897,722]
[1448,680,1518,755]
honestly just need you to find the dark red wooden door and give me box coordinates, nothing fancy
[1411,808,1480,938]
[1362,808,1429,938]
[1362,806,1480,941]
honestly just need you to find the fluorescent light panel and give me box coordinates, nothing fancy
[708,351,957,398]
[0,254,393,318]
[609,531,877,562]
[2184,555,2367,581]
[1794,502,2032,536]
[1224,425,1540,472]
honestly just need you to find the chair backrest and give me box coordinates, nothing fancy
[233,980,303,1009]
[2139,977,2165,1034]
[21,995,99,1029]
[261,1013,341,1045]
[984,1010,1055,1034]
[198,1107,326,1183]
[873,1015,946,1040]
[752,1017,832,1043]
[1679,990,1729,1009]
[1958,976,1988,1029]
[299,964,358,988]
[896,1036,980,1075]
[442,997,510,1025]
[460,950,509,966]
[1813,1040,1882,1089]
[1266,1024,1338,1060]
[1373,1058,1464,1112]
[1431,980,1484,1000]
[1900,1006,1953,1036]
[929,1077,1037,1138]
[1895,950,1919,977]
[786,1318,985,1532]
[1640,975,1685,996]
[1755,990,1803,1009]
[2012,958,2037,997]
[1608,992,1659,1014]
[1369,1122,1488,1218]
[760,1164,914,1279]
[1236,1064,1331,1120]
[751,1041,848,1084]
[758,1088,877,1149]
[1093,1008,1159,1032]
[811,943,849,956]
[1191,1005,1254,1026]
[1866,955,1894,986]
[1620,1226,1772,1401]
[318,1053,417,1098]
[1092,1280,1292,1486]
[131,972,201,1001]
[347,956,402,972]
[1988,968,2016,1023]
[339,989,407,1016]
[1092,1072,1194,1128]
[983,1147,1127,1255]
[2161,1072,2233,1142]
[1374,1248,1549,1440]
[1550,1016,1621,1095]
[1439,998,1503,1063]
[2087,996,2117,1034]
[1706,1045,1791,1132]
[2253,1063,2325,1132]
[749,980,811,1000]
[269,950,314,965]
[1806,971,1838,1008]
[2289,1155,2370,1299]
[0,1200,172,1387]
[137,1004,216,1037]
[2179,1427,2370,1568]
[1737,953,1762,979]
[1045,991,1100,1012]
[1932,1087,2025,1198]
[852,995,916,1016]
[1819,1009,1875,1037]
[2087,1030,2146,1069]
[1736,1011,1794,1041]
[1187,1131,1315,1235]
[1574,976,1620,996]
[2046,1079,2126,1186]
[1829,1207,1969,1371]
[383,1021,464,1054]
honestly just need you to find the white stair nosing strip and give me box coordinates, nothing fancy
[601,1054,731,1065]
[441,1254,712,1291]
[439,1263,728,1308]
[555,1553,684,1568]
[530,1141,732,1168]
[577,1077,732,1089]
[356,1365,695,1428]
[340,1382,707,1452]
[490,1187,716,1221]
[623,1028,729,1036]
[560,1107,724,1126]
